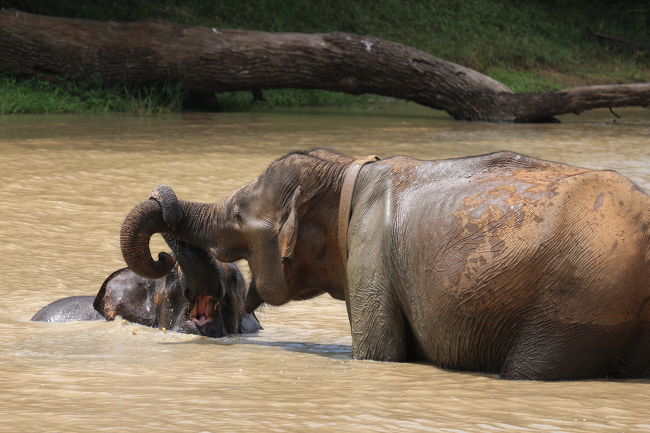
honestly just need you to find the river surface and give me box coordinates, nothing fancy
[1,106,649,433]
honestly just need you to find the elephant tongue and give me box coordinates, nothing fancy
[190,295,214,326]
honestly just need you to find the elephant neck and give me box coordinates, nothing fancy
[337,155,381,270]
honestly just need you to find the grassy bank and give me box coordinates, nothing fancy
[1,0,648,114]
[0,76,401,114]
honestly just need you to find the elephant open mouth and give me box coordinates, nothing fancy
[189,295,219,327]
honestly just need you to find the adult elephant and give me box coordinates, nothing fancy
[121,149,650,380]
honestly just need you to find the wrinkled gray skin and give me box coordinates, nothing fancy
[121,149,650,380]
[33,242,262,338]
[31,296,103,322]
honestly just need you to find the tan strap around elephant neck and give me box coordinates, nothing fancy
[338,155,381,265]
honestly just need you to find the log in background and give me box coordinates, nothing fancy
[1,10,648,122]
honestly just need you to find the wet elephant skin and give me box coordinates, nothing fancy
[120,149,650,380]
[34,244,262,338]
[31,296,103,322]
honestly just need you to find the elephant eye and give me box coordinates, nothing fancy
[233,206,243,224]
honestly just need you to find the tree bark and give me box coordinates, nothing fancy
[1,10,648,122]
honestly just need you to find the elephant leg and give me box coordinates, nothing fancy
[349,286,407,362]
[346,192,411,362]
[500,320,634,380]
[347,260,408,362]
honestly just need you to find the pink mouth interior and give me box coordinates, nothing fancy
[190,295,214,327]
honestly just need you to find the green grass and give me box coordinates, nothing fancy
[0,76,184,114]
[0,77,397,114]
[1,0,648,114]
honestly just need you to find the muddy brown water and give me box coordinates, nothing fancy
[1,106,649,433]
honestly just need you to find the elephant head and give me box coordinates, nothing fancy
[95,239,261,337]
[120,149,354,310]
[166,237,258,335]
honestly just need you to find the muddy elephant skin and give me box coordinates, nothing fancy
[120,149,650,380]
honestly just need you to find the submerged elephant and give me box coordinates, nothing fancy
[31,296,103,322]
[32,242,262,337]
[120,149,650,380]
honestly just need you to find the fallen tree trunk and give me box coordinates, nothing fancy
[1,10,648,122]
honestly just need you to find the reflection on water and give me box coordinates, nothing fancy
[1,106,649,432]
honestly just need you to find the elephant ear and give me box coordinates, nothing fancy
[93,267,129,319]
[278,186,301,260]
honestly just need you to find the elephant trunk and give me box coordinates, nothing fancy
[120,199,176,279]
[120,185,222,279]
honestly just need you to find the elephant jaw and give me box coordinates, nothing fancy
[189,295,218,327]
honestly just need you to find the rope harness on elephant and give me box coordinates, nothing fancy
[337,155,381,266]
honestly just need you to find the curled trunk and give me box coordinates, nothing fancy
[120,199,175,279]
[120,196,218,279]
